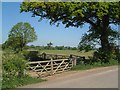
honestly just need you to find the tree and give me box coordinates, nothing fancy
[20,2,120,62]
[47,42,53,49]
[78,33,96,52]
[78,44,94,52]
[55,46,64,50]
[0,44,1,50]
[6,22,37,52]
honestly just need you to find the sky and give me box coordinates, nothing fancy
[1,2,119,47]
[2,2,90,47]
[0,2,2,45]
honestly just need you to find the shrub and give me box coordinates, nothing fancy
[93,49,113,64]
[22,50,40,61]
[2,75,45,89]
[72,59,118,71]
[2,52,45,89]
[2,52,27,78]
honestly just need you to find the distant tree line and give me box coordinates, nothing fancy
[25,45,78,50]
[0,44,2,50]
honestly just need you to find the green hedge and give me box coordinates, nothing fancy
[2,52,45,89]
[72,59,118,70]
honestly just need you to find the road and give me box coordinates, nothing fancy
[20,66,118,88]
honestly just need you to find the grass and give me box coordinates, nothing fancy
[2,75,46,90]
[72,59,118,71]
[0,50,2,90]
[40,50,118,70]
[40,50,94,58]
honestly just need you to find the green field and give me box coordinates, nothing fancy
[40,50,94,58]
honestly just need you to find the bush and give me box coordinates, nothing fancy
[2,52,27,89]
[93,49,113,64]
[22,50,40,61]
[72,59,118,71]
[2,52,45,89]
[2,52,27,78]
[2,75,45,89]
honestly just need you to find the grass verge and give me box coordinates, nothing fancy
[72,59,118,71]
[2,75,46,90]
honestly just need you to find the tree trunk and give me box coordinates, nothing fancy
[98,15,112,63]
[100,30,110,52]
[100,15,110,53]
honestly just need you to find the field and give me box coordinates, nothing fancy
[40,50,95,58]
[0,51,2,89]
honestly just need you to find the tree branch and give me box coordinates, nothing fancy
[84,17,97,28]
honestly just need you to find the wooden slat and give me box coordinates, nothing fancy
[27,62,73,70]
[55,67,71,72]
[53,59,68,62]
[26,53,80,77]
[27,60,51,64]
[53,59,66,74]
[39,61,50,73]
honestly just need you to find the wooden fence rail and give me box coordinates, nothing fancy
[26,53,86,77]
[26,58,76,77]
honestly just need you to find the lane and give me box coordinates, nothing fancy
[20,66,118,88]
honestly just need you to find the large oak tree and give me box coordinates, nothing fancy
[20,2,120,60]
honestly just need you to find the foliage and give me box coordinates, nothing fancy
[4,22,37,52]
[92,49,111,63]
[20,2,120,63]
[2,52,27,78]
[78,32,98,51]
[2,75,45,90]
[20,2,119,27]
[22,50,41,61]
[79,27,120,53]
[92,46,120,64]
[72,59,118,71]
[27,45,78,50]
[2,52,26,89]
[0,44,2,50]
[47,42,53,49]
[78,43,94,52]
[2,51,45,89]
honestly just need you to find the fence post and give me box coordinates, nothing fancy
[50,58,53,75]
[72,58,77,66]
[69,54,73,67]
[70,54,77,67]
[73,58,77,66]
[42,53,46,60]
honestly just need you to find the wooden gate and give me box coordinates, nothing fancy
[26,57,76,77]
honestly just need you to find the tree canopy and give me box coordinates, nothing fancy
[20,2,120,61]
[4,22,37,52]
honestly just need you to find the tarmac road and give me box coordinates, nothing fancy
[20,66,118,88]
